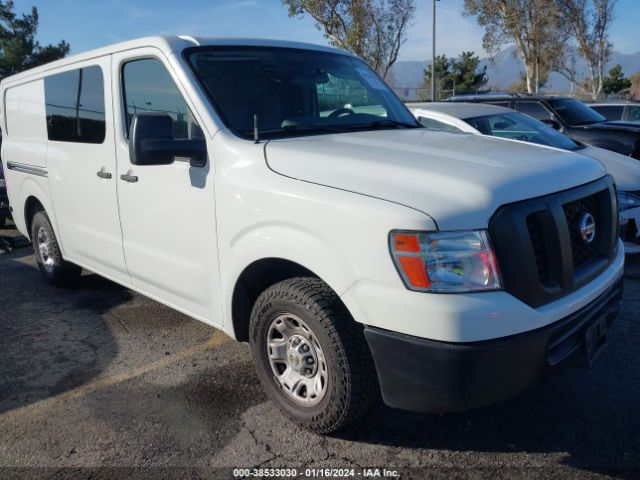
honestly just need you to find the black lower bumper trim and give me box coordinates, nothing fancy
[364,278,623,413]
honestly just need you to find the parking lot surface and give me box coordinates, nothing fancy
[0,222,639,479]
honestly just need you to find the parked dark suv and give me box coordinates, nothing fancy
[588,101,640,123]
[449,95,640,159]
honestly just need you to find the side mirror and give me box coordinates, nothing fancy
[541,118,562,131]
[129,113,207,167]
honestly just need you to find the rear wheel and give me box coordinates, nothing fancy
[31,210,81,286]
[249,277,379,433]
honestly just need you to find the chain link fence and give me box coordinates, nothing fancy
[390,85,638,102]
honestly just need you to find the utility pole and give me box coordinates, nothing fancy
[431,0,438,102]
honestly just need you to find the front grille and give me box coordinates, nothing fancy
[563,194,600,269]
[526,213,550,285]
[489,176,618,308]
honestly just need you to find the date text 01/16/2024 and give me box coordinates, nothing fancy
[232,468,401,478]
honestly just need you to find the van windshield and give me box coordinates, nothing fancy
[184,46,420,139]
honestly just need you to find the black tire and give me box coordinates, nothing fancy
[31,210,81,286]
[249,277,379,434]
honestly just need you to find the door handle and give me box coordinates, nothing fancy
[96,169,112,179]
[120,174,138,183]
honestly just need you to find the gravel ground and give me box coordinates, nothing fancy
[0,220,638,479]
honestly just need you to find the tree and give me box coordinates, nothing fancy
[555,0,617,99]
[422,54,452,98]
[0,1,69,80]
[602,64,631,94]
[508,71,549,93]
[631,71,640,100]
[282,0,415,79]
[463,0,566,94]
[449,51,488,93]
[507,75,528,93]
[421,51,487,99]
[552,47,581,94]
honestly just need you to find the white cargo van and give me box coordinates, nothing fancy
[1,36,624,433]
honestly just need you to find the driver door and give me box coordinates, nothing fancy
[111,49,222,324]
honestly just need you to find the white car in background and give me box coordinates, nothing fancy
[409,102,640,253]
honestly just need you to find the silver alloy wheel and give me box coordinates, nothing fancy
[267,313,328,406]
[36,226,55,272]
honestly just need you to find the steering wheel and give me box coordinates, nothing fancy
[328,107,355,118]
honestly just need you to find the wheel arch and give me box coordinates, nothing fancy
[230,257,320,342]
[4,171,58,239]
[24,195,45,239]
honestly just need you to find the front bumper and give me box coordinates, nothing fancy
[364,278,623,413]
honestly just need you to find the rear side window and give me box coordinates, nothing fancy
[592,105,624,121]
[122,58,202,140]
[44,66,106,143]
[515,101,553,120]
[629,106,640,122]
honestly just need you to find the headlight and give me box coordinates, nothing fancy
[618,191,640,212]
[390,230,502,293]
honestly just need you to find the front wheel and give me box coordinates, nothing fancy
[249,277,379,434]
[31,210,82,286]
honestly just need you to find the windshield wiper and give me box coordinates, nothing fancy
[240,119,419,139]
[281,123,348,133]
[242,123,347,139]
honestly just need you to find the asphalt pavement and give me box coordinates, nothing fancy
[0,220,639,479]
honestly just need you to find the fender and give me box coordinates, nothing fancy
[220,221,359,337]
[229,222,357,290]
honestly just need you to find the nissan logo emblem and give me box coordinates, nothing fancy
[579,212,596,244]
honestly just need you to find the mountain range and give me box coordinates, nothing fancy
[391,46,640,99]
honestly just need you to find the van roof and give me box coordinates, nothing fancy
[1,35,353,86]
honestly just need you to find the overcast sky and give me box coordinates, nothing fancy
[12,0,640,61]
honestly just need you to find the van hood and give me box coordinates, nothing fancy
[265,129,606,230]
[580,145,640,191]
